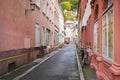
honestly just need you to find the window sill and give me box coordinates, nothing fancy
[35,3,40,10]
[103,55,114,64]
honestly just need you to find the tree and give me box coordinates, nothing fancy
[60,0,79,21]
[60,0,79,11]
[70,0,79,11]
[63,11,76,21]
[61,1,72,11]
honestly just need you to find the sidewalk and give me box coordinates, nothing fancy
[77,48,97,80]
[0,50,59,80]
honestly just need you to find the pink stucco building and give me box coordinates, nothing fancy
[78,0,120,80]
[0,0,60,75]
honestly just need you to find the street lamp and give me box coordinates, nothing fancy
[25,3,36,14]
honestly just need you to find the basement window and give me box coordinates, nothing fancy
[8,62,16,72]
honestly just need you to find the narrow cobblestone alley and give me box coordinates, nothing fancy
[20,44,80,80]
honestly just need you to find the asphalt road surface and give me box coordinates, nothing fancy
[20,44,80,80]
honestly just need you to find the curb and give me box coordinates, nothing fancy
[13,50,59,80]
[76,48,85,80]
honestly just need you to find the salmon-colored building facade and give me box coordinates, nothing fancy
[78,0,120,80]
[0,0,60,75]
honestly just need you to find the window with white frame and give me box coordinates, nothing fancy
[46,29,50,46]
[102,15,107,56]
[42,2,48,15]
[36,0,40,7]
[108,0,113,7]
[46,3,49,16]
[51,11,54,22]
[51,0,55,3]
[47,6,50,17]
[42,27,45,46]
[35,23,40,47]
[49,8,51,20]
[42,0,46,13]
[102,6,114,61]
[94,21,99,54]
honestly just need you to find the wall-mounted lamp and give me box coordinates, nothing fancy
[25,3,36,14]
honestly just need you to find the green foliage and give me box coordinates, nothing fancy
[60,0,79,11]
[83,66,97,80]
[64,11,75,21]
[70,0,79,11]
[61,1,72,11]
[61,0,68,1]
[64,16,75,21]
[60,0,79,21]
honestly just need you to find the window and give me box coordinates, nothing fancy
[36,0,40,7]
[94,21,99,54]
[108,0,113,7]
[43,0,48,15]
[53,0,55,3]
[108,7,114,59]
[42,27,46,46]
[35,23,40,47]
[46,29,50,46]
[103,0,113,10]
[43,2,48,15]
[46,3,49,16]
[54,31,59,45]
[52,11,54,22]
[49,8,51,20]
[102,15,107,56]
[102,6,114,61]
[46,4,50,17]
[42,0,46,13]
